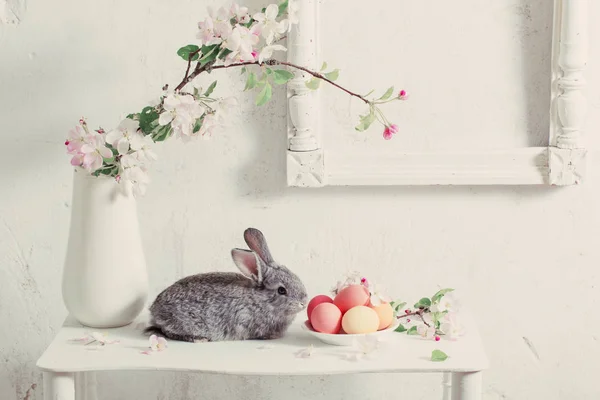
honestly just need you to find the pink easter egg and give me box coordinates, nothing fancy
[310,303,342,334]
[307,294,334,320]
[333,284,370,314]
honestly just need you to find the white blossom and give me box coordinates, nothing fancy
[105,119,140,155]
[258,44,287,63]
[158,93,205,140]
[208,6,233,39]
[222,25,259,64]
[130,133,157,163]
[287,0,300,27]
[439,312,465,340]
[252,4,289,44]
[231,3,250,24]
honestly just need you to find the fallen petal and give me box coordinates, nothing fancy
[295,345,315,358]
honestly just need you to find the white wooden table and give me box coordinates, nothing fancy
[36,311,489,400]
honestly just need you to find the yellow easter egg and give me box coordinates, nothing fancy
[371,302,394,330]
[341,306,380,334]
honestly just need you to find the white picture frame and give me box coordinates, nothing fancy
[284,0,589,187]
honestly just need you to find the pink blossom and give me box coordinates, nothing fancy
[383,129,392,140]
[70,153,84,166]
[80,134,112,172]
[435,335,441,342]
[398,90,408,100]
[360,277,369,289]
[383,127,393,140]
[383,124,399,140]
[66,125,86,154]
[251,50,258,60]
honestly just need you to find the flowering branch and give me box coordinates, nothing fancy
[390,288,465,341]
[64,0,409,196]
[180,49,202,88]
[182,59,371,103]
[396,308,431,328]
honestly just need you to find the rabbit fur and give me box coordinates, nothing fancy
[144,227,308,342]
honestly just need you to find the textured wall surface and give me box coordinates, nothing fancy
[1,1,600,399]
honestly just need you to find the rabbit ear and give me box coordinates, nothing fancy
[231,248,263,284]
[243,228,274,264]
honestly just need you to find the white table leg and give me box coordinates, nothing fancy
[75,372,98,400]
[451,371,482,400]
[442,372,452,400]
[43,372,75,400]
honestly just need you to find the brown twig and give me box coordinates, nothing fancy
[276,60,370,104]
[175,58,371,105]
[177,49,202,91]
[397,309,431,327]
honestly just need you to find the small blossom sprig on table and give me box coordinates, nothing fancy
[141,334,168,355]
[69,332,120,348]
[64,0,408,196]
[391,288,465,341]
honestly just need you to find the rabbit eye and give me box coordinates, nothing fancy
[277,286,287,295]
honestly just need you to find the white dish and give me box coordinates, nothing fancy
[301,320,401,346]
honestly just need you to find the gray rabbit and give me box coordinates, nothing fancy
[144,227,308,342]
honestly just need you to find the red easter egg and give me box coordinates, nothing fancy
[333,284,370,314]
[307,294,334,320]
[310,303,342,334]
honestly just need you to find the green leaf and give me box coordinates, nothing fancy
[320,62,328,71]
[199,44,219,66]
[203,81,217,97]
[355,106,376,132]
[431,350,448,362]
[305,77,320,90]
[92,165,118,177]
[139,106,160,134]
[394,324,407,333]
[432,288,454,304]
[241,67,247,75]
[363,89,375,98]
[265,68,273,75]
[393,302,407,312]
[126,113,139,120]
[152,123,172,142]
[414,298,432,309]
[244,72,258,91]
[218,48,233,60]
[378,86,394,101]
[407,326,418,335]
[272,69,294,85]
[193,116,205,133]
[431,311,446,324]
[177,45,200,61]
[324,69,340,81]
[255,82,272,106]
[278,0,289,17]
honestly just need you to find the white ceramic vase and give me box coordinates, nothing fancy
[62,169,149,328]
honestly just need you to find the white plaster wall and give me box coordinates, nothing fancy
[1,1,600,399]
